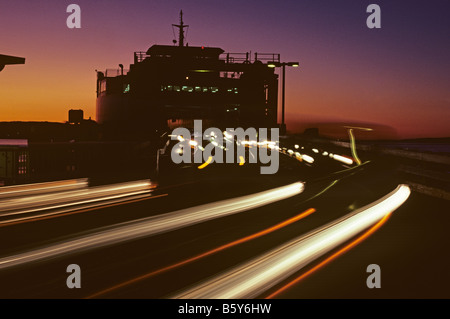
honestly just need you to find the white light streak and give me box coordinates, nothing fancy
[302,154,314,164]
[173,185,410,299]
[0,182,305,270]
[332,154,354,165]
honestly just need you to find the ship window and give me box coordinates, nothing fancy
[18,153,27,163]
[100,80,107,93]
[226,107,239,112]
[220,71,242,79]
[160,85,224,93]
[161,85,175,92]
[180,86,194,92]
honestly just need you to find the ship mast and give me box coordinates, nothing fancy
[172,10,189,47]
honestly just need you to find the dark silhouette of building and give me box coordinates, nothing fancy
[68,109,84,124]
[0,121,154,186]
[0,139,28,186]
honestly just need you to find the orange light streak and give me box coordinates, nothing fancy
[198,156,213,169]
[265,212,391,299]
[0,194,168,228]
[87,207,316,298]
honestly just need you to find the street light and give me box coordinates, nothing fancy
[267,61,299,135]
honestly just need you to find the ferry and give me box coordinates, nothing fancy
[96,11,281,139]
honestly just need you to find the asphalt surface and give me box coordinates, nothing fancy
[0,143,448,299]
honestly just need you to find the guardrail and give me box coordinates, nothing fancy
[329,140,450,200]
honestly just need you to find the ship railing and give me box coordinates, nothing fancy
[221,53,251,64]
[254,53,280,63]
[221,52,280,64]
[105,68,129,77]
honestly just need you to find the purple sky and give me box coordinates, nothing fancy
[1,0,449,138]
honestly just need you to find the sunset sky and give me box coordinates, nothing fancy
[1,0,449,139]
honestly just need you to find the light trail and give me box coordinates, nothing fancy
[0,180,154,221]
[172,185,410,299]
[331,154,354,165]
[0,182,305,270]
[87,208,315,298]
[0,179,88,199]
[347,128,362,165]
[302,154,314,164]
[0,194,168,227]
[265,212,391,298]
[198,156,213,169]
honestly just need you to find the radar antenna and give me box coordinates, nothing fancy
[172,10,189,47]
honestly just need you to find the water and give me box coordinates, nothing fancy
[380,142,450,154]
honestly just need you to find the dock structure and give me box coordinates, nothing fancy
[0,54,25,72]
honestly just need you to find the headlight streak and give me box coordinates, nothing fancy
[0,180,153,217]
[172,185,410,299]
[0,194,168,228]
[86,208,316,298]
[301,154,314,164]
[0,182,305,270]
[331,154,354,165]
[0,179,88,199]
[265,212,391,299]
[189,140,198,147]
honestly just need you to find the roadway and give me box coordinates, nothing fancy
[0,140,447,298]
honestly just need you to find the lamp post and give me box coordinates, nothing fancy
[267,61,299,135]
